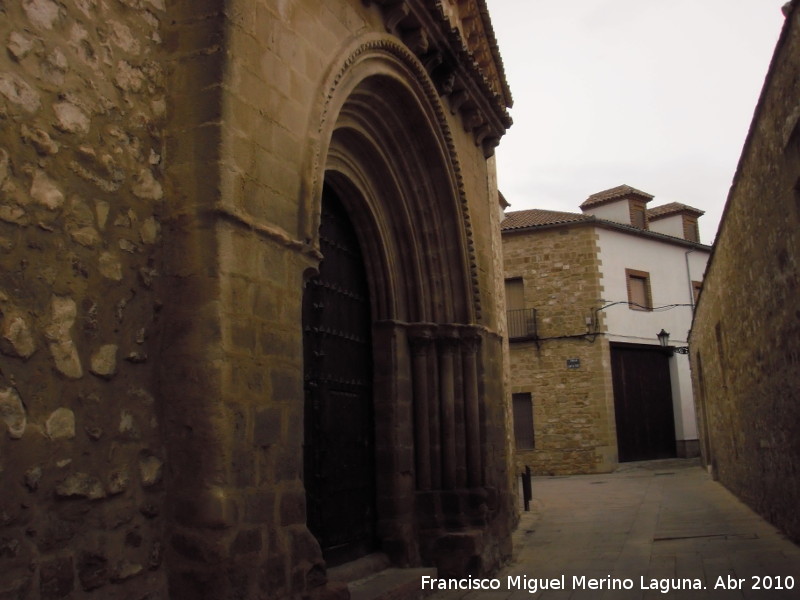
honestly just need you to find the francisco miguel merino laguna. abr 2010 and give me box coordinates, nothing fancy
[420,574,716,594]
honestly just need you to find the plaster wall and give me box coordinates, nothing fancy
[597,228,708,344]
[649,215,686,240]
[597,227,708,444]
[582,201,630,224]
[666,355,697,441]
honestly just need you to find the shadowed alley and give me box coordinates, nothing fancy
[429,459,800,599]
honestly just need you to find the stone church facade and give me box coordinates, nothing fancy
[0,1,516,598]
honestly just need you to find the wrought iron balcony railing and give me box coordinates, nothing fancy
[507,308,538,342]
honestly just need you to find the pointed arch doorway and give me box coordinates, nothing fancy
[297,36,514,576]
[302,184,377,567]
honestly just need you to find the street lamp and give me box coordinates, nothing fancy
[656,329,689,354]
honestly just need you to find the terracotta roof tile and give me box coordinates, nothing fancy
[647,202,705,220]
[580,184,654,209]
[501,208,591,231]
[501,206,711,249]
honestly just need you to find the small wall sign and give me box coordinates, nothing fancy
[566,358,581,369]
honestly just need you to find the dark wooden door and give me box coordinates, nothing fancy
[303,186,376,566]
[611,345,676,462]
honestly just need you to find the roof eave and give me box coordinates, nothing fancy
[502,216,712,251]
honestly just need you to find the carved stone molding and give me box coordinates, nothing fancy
[458,324,482,353]
[408,322,438,355]
[436,323,462,353]
[313,34,484,321]
[365,0,512,157]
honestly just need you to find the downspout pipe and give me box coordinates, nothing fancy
[685,248,696,311]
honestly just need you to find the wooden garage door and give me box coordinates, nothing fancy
[611,345,676,462]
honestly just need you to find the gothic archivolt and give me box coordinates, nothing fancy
[304,33,481,325]
[303,35,498,544]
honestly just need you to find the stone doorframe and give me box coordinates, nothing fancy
[302,33,502,574]
[158,27,513,598]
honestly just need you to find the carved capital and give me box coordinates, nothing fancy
[436,324,461,354]
[473,123,491,146]
[421,50,443,74]
[385,2,410,31]
[408,322,437,355]
[462,110,484,133]
[448,89,468,116]
[482,136,500,159]
[434,67,456,95]
[403,27,429,55]
[458,325,482,354]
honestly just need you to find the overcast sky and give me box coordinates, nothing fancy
[489,0,787,244]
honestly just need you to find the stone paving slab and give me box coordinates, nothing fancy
[425,459,800,600]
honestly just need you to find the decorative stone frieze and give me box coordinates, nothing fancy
[365,0,512,156]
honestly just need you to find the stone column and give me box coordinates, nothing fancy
[460,326,483,488]
[437,325,460,490]
[372,319,417,564]
[408,323,437,490]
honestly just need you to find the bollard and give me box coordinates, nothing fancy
[522,465,532,511]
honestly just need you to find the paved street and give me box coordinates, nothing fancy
[430,459,800,599]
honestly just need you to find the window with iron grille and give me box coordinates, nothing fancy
[505,278,537,341]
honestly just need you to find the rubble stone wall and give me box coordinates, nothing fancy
[0,0,168,598]
[689,3,800,543]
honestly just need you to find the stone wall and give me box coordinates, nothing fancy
[503,225,617,475]
[689,1,800,543]
[488,166,516,520]
[0,0,168,598]
[2,0,516,598]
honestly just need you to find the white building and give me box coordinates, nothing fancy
[502,184,712,473]
[582,185,711,460]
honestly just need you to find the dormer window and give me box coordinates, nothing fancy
[580,185,654,226]
[647,202,705,241]
[630,201,647,229]
[683,217,700,242]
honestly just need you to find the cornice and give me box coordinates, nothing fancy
[365,0,513,157]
